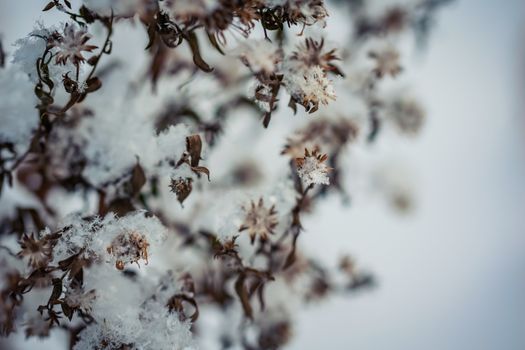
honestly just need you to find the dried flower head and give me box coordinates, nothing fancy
[282,119,359,158]
[52,24,97,65]
[107,231,150,270]
[284,65,336,113]
[64,287,97,314]
[286,0,329,27]
[291,38,342,76]
[18,233,53,269]
[164,0,235,33]
[239,198,278,244]
[237,39,283,75]
[295,148,331,187]
[170,177,193,204]
[369,46,402,78]
[389,97,425,135]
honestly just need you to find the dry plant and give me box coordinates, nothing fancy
[0,0,451,348]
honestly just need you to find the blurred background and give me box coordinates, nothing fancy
[1,0,524,349]
[293,1,525,349]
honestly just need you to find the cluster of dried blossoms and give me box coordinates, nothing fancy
[0,0,451,349]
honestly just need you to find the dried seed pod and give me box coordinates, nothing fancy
[170,177,193,204]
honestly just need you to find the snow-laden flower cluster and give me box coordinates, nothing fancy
[12,22,90,84]
[52,211,166,265]
[283,64,336,112]
[295,148,331,187]
[73,265,195,350]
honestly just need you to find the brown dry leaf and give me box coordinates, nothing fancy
[191,166,210,181]
[130,162,146,196]
[185,31,213,72]
[235,274,253,319]
[186,135,202,167]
